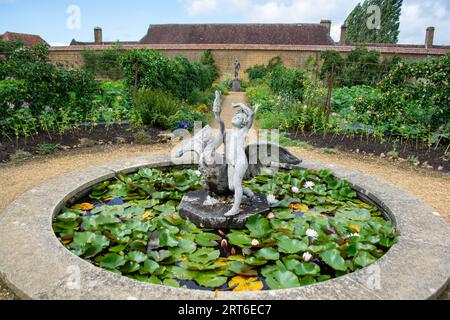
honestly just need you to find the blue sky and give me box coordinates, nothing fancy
[1,0,449,45]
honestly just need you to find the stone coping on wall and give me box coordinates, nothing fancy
[0,154,449,300]
[49,44,450,56]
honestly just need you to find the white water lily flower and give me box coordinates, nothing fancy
[303,252,313,262]
[267,195,277,205]
[251,239,260,247]
[304,181,315,190]
[306,229,318,239]
[194,170,202,176]
[344,233,360,240]
[304,181,315,189]
[291,186,300,194]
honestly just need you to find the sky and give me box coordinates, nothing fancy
[0,0,449,46]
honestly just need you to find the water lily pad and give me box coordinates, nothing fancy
[354,251,377,267]
[126,251,148,263]
[194,273,228,288]
[163,278,180,287]
[254,247,280,261]
[98,253,127,269]
[188,248,220,264]
[276,235,308,254]
[56,212,79,222]
[293,262,321,276]
[227,233,252,248]
[265,270,300,290]
[148,250,172,262]
[246,215,271,238]
[121,261,141,273]
[229,276,264,292]
[335,209,371,221]
[159,229,179,247]
[166,266,197,280]
[177,238,197,254]
[319,249,347,272]
[227,261,258,276]
[245,256,268,266]
[195,233,221,247]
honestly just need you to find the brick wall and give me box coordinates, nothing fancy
[49,44,450,81]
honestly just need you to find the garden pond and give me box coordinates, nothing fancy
[53,167,398,292]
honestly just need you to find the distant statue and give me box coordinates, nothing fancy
[234,58,241,80]
[174,90,301,218]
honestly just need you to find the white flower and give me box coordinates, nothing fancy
[267,212,275,220]
[291,186,300,194]
[267,195,277,205]
[303,252,313,262]
[306,229,318,239]
[251,239,260,247]
[304,181,315,190]
[194,170,202,176]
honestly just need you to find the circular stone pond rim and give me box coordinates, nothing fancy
[0,154,449,300]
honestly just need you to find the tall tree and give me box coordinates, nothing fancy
[345,0,403,44]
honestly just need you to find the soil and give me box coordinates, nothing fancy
[289,131,449,172]
[0,125,164,164]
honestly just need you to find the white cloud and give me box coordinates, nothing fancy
[399,0,450,45]
[180,0,450,44]
[181,0,220,16]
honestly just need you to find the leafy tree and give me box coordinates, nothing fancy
[345,0,403,44]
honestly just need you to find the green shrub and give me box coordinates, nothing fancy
[245,56,282,81]
[170,108,207,131]
[119,49,216,100]
[246,64,269,81]
[269,65,306,101]
[82,44,125,80]
[320,47,400,87]
[200,49,219,80]
[132,88,179,129]
[0,41,99,119]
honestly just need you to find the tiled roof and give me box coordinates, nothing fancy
[70,39,138,46]
[139,24,335,45]
[0,32,47,46]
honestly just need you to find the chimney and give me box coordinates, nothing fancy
[425,26,435,48]
[94,27,103,45]
[339,25,347,45]
[320,20,332,36]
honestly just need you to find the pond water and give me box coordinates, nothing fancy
[53,167,398,292]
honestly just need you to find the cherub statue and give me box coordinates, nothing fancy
[224,103,256,216]
[174,90,301,217]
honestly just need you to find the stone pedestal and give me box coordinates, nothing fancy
[232,79,241,92]
[179,190,270,229]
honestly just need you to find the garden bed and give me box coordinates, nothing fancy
[288,131,449,172]
[0,125,164,163]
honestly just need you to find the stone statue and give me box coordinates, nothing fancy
[174,90,301,220]
[234,58,241,80]
[224,102,256,216]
